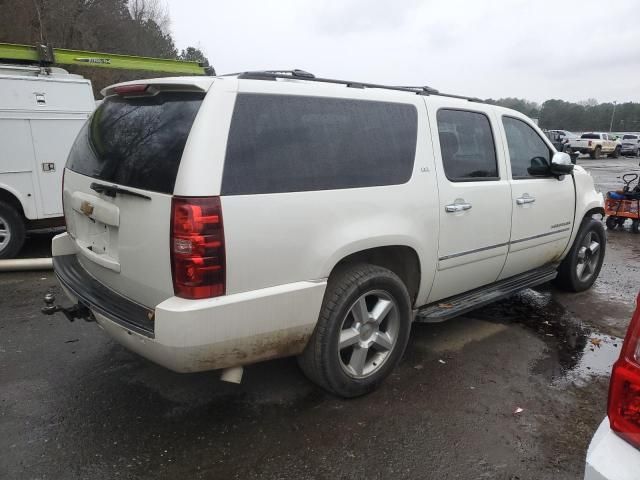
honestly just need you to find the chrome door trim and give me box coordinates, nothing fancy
[510,228,571,244]
[438,227,572,261]
[438,242,508,261]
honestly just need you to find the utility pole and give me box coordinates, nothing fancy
[609,101,617,132]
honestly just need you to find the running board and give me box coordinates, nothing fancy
[415,265,558,323]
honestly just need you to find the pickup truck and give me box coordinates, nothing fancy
[571,132,621,159]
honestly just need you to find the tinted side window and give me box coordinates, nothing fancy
[222,94,418,195]
[436,109,498,182]
[502,117,552,179]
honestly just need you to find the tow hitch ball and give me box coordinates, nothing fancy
[41,293,94,323]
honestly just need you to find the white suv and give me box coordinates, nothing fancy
[46,70,606,397]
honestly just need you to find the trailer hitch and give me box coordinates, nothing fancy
[41,293,95,323]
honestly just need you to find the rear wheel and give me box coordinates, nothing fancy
[554,217,606,292]
[298,264,412,398]
[591,147,601,159]
[632,220,639,234]
[0,202,26,259]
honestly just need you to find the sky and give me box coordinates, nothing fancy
[166,0,640,104]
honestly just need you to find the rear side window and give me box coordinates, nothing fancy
[221,94,418,195]
[502,116,552,178]
[67,92,203,194]
[436,109,498,181]
[581,133,600,139]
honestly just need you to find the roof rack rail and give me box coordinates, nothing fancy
[233,70,483,103]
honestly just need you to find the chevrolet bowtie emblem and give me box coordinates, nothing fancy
[80,200,94,216]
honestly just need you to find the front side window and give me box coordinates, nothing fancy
[436,109,498,181]
[502,117,552,179]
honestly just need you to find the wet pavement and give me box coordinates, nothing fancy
[1,157,639,479]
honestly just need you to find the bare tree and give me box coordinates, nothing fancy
[129,0,170,33]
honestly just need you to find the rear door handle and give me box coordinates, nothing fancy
[445,202,472,213]
[516,195,536,205]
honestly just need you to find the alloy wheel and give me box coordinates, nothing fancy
[576,231,601,282]
[337,290,400,379]
[0,214,11,254]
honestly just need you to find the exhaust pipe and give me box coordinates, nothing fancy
[0,257,53,272]
[220,366,244,384]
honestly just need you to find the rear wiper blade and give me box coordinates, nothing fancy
[90,182,151,200]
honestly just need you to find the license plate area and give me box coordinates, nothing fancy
[70,192,121,271]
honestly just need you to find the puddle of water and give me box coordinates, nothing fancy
[470,289,622,386]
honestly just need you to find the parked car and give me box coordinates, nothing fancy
[0,64,95,258]
[45,71,606,398]
[620,134,640,157]
[544,130,579,163]
[571,132,622,159]
[584,292,640,479]
[549,129,579,149]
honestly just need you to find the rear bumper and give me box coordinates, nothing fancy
[584,418,640,480]
[52,233,326,372]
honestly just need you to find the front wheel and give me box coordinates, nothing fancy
[632,220,639,234]
[554,217,606,292]
[298,264,412,398]
[611,146,621,159]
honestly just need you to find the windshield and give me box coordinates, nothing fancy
[67,92,204,194]
[623,135,638,140]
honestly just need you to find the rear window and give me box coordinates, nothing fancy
[581,133,600,139]
[67,92,203,194]
[623,135,638,140]
[221,94,418,195]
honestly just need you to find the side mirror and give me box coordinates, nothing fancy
[527,156,551,176]
[550,152,574,176]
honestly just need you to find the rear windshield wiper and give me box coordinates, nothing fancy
[90,182,151,200]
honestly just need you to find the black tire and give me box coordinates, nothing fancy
[605,216,618,230]
[611,146,621,159]
[632,220,639,234]
[298,264,412,398]
[0,201,26,259]
[554,217,606,292]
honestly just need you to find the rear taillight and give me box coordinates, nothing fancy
[588,140,593,147]
[170,196,225,300]
[608,292,640,449]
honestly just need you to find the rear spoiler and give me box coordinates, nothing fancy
[101,82,207,98]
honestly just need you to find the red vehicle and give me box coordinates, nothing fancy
[605,173,640,233]
[584,292,640,479]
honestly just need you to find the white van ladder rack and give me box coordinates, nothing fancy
[0,43,212,76]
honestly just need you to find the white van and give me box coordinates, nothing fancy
[0,64,94,257]
[47,71,605,397]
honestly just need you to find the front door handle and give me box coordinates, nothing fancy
[516,195,536,205]
[445,202,472,213]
